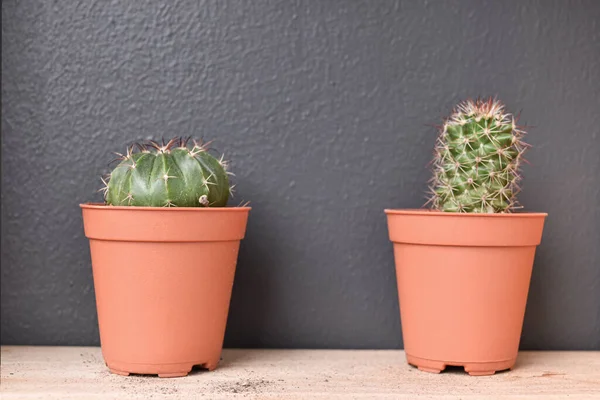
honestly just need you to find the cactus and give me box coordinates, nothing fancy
[100,138,233,207]
[428,98,529,213]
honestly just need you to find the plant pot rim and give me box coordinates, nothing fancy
[81,203,250,242]
[385,209,547,246]
[385,209,547,218]
[80,202,251,212]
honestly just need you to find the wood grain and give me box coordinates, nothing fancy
[1,347,599,399]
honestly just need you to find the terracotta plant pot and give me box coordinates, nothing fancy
[385,209,546,376]
[81,204,250,378]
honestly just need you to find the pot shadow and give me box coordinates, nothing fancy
[519,241,552,351]
[184,239,275,375]
[408,364,513,377]
[218,204,280,367]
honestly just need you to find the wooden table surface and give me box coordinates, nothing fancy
[1,347,599,399]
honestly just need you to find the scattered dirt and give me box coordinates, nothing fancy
[80,351,103,366]
[212,378,272,394]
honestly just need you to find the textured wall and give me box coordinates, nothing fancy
[2,0,599,349]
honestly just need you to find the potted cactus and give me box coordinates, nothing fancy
[385,98,547,376]
[81,138,250,378]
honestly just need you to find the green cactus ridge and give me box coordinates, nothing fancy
[101,138,233,207]
[428,98,529,213]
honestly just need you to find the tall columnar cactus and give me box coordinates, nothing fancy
[101,138,233,207]
[428,98,529,213]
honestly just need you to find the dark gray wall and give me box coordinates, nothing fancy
[2,0,599,350]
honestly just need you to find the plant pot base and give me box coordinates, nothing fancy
[81,204,250,376]
[407,354,515,376]
[108,368,191,378]
[106,359,219,378]
[108,368,131,376]
[158,372,191,378]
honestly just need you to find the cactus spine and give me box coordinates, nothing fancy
[428,98,528,213]
[101,138,233,207]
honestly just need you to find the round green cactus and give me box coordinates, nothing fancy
[428,98,529,213]
[101,138,233,207]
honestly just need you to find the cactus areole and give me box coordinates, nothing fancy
[101,138,234,207]
[428,98,528,213]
